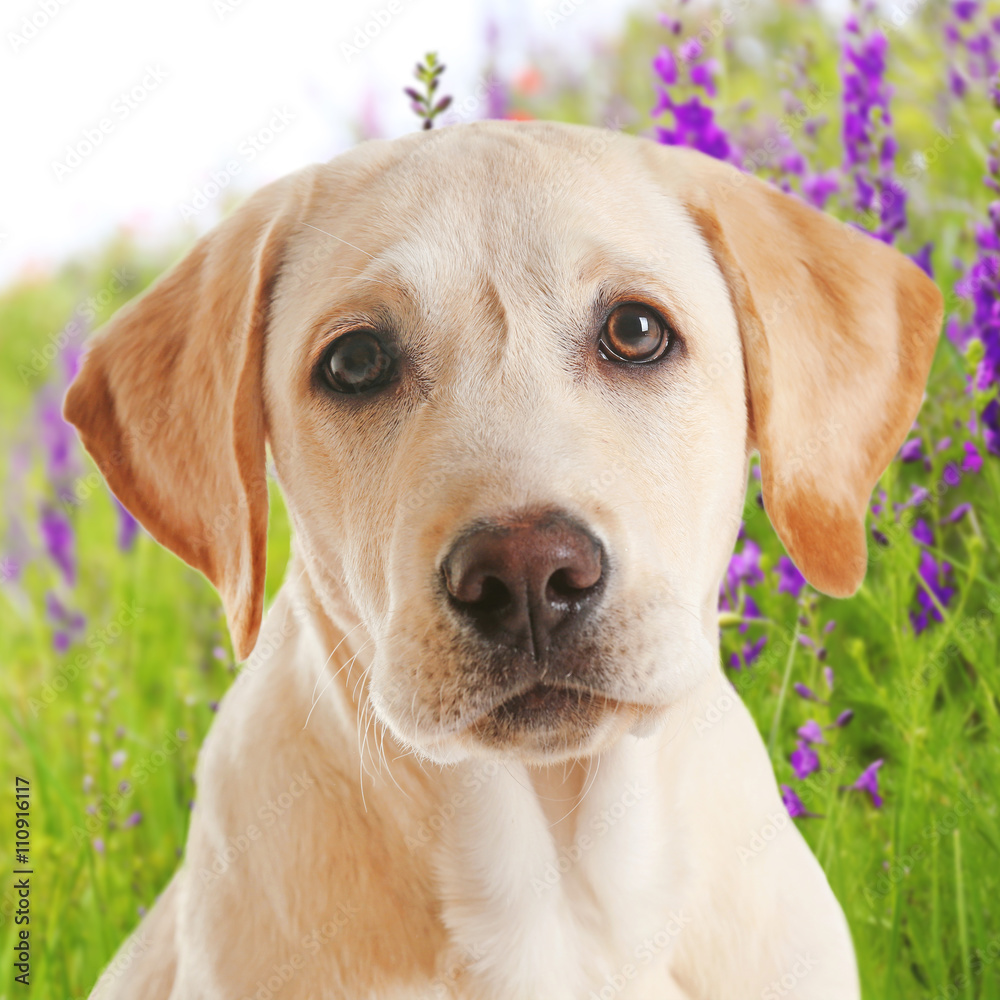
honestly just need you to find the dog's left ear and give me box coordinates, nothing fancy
[652,145,942,596]
[64,171,310,659]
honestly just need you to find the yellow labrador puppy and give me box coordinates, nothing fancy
[65,121,941,1000]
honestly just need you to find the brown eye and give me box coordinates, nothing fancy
[599,304,673,364]
[320,330,396,394]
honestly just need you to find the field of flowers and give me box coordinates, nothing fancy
[1,1,999,997]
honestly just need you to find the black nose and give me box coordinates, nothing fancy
[442,512,606,657]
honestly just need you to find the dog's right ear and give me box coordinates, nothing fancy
[63,171,310,660]
[638,141,942,598]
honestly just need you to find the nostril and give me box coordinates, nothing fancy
[546,565,602,604]
[465,575,512,615]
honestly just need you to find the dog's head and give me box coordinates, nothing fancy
[64,122,941,764]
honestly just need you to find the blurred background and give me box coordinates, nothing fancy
[2,0,999,997]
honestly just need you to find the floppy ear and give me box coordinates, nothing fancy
[63,173,308,659]
[660,147,942,596]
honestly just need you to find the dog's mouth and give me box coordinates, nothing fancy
[466,680,626,757]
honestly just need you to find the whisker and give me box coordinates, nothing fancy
[300,222,377,260]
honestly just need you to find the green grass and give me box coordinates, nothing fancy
[2,4,999,998]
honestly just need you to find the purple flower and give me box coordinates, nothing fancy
[847,759,884,808]
[124,811,143,828]
[721,539,764,606]
[802,170,840,210]
[781,153,806,176]
[830,709,855,728]
[114,497,139,551]
[111,750,127,769]
[944,502,973,524]
[690,61,718,97]
[790,741,820,779]
[823,665,835,691]
[45,590,85,651]
[961,441,983,473]
[93,837,105,854]
[899,438,924,462]
[985,400,1000,458]
[781,784,811,819]
[653,46,678,85]
[39,506,75,584]
[797,720,826,745]
[794,682,823,703]
[776,556,807,598]
[728,634,768,671]
[841,16,907,242]
[911,518,934,546]
[739,596,762,632]
[950,66,969,98]
[911,551,955,633]
[678,38,703,63]
[911,243,934,277]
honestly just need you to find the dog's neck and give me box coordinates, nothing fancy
[283,546,697,998]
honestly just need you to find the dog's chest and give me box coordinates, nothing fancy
[429,740,684,1000]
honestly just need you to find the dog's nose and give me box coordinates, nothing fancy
[442,513,605,656]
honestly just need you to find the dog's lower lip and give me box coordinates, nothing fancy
[481,681,611,727]
[497,682,592,716]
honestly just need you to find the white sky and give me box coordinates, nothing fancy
[1,0,663,284]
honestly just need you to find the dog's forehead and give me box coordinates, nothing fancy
[291,124,704,302]
[268,123,734,384]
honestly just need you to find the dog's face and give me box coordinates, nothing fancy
[265,129,747,762]
[64,122,942,765]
